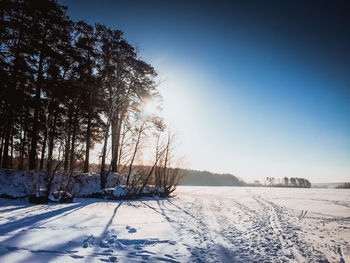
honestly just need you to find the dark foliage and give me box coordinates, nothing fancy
[336,182,350,189]
[0,0,160,189]
[264,176,311,188]
[179,169,246,186]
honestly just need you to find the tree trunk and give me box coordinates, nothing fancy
[63,134,70,172]
[83,93,92,173]
[39,128,47,170]
[111,112,126,173]
[1,113,11,169]
[46,113,57,171]
[63,113,72,173]
[162,135,170,188]
[126,122,144,185]
[100,131,108,189]
[100,117,111,190]
[0,132,4,167]
[69,111,77,174]
[117,122,127,169]
[115,116,123,172]
[3,18,21,169]
[1,132,9,169]
[29,35,46,170]
[10,135,13,169]
[19,121,27,170]
[111,117,118,172]
[29,85,41,170]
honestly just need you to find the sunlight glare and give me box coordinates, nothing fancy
[141,98,161,119]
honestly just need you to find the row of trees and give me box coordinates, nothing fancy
[0,0,182,193]
[336,182,350,189]
[264,177,311,188]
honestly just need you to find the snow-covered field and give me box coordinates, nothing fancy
[0,186,349,262]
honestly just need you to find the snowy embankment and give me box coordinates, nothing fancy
[0,187,350,262]
[0,169,165,200]
[0,169,126,198]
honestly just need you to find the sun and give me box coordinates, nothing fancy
[144,100,159,115]
[141,98,161,119]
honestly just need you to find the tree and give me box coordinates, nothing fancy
[154,129,183,195]
[96,24,159,174]
[282,177,289,186]
[0,0,34,168]
[28,0,71,170]
[336,182,350,189]
[73,21,102,173]
[290,177,297,186]
[0,1,167,198]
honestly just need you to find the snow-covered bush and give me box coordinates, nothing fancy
[48,191,73,203]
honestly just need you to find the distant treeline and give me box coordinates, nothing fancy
[264,177,311,188]
[176,170,313,188]
[179,170,246,186]
[336,182,350,189]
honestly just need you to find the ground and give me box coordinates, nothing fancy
[0,187,349,262]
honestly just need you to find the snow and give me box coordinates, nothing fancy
[0,186,349,262]
[112,186,127,197]
[0,169,126,198]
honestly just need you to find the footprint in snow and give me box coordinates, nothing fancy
[100,240,109,248]
[100,256,117,263]
[126,225,137,233]
[109,256,117,262]
[83,235,94,248]
[70,255,84,259]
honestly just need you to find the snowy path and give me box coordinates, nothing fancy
[0,187,349,262]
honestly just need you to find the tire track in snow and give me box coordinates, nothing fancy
[218,196,297,262]
[179,191,302,262]
[256,196,332,262]
[258,197,305,262]
[201,197,237,263]
[165,195,237,262]
[219,198,289,262]
[168,189,345,262]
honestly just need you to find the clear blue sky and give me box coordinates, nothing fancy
[60,0,350,183]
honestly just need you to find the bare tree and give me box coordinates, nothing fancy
[126,120,146,185]
[155,129,183,196]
